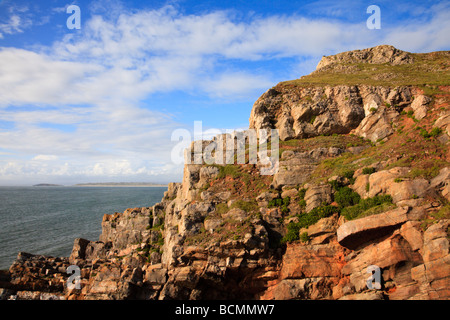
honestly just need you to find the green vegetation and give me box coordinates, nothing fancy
[281,205,340,243]
[298,188,307,208]
[334,186,361,207]
[216,164,243,179]
[341,194,394,220]
[279,134,370,157]
[280,51,450,96]
[230,199,259,213]
[268,196,291,214]
[419,127,443,139]
[300,232,310,243]
[215,203,230,215]
[281,167,395,244]
[362,167,376,175]
[420,205,450,231]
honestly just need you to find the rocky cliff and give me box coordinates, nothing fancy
[1,45,449,300]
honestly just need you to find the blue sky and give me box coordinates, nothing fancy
[0,0,449,185]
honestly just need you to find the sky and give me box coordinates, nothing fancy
[0,0,449,185]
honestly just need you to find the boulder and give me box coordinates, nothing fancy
[200,191,231,202]
[337,207,408,249]
[352,174,370,198]
[281,188,298,199]
[362,167,429,203]
[279,242,345,279]
[410,219,450,299]
[353,108,397,142]
[69,238,91,264]
[272,148,344,189]
[399,221,423,251]
[430,167,450,201]
[410,95,431,120]
[306,214,339,238]
[272,152,318,189]
[204,217,224,233]
[222,208,248,222]
[342,233,421,293]
[387,178,429,203]
[434,112,450,136]
[304,184,333,212]
[198,166,220,187]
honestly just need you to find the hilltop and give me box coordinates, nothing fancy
[1,45,449,300]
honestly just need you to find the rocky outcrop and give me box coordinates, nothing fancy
[352,167,431,203]
[337,207,409,249]
[1,45,448,300]
[316,45,414,71]
[273,147,343,189]
[248,83,419,143]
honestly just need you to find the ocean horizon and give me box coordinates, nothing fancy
[0,186,167,270]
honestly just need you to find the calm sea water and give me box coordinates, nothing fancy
[0,186,167,270]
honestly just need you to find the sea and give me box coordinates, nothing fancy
[0,186,167,270]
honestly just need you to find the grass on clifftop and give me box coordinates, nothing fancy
[280,51,450,96]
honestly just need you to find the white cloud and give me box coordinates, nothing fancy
[0,3,449,184]
[0,4,33,38]
[32,155,59,161]
[0,15,21,37]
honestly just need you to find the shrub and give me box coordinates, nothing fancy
[429,127,443,137]
[230,199,258,213]
[268,198,283,207]
[334,186,361,207]
[299,199,306,208]
[280,205,340,244]
[298,188,307,200]
[341,194,393,220]
[281,197,290,214]
[300,232,310,243]
[269,196,290,214]
[343,170,355,180]
[215,203,229,215]
[281,223,300,243]
[420,127,442,139]
[362,167,376,175]
[298,205,340,229]
[298,188,307,208]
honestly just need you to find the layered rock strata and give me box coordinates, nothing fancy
[1,45,449,300]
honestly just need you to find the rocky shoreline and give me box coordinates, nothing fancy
[1,45,449,300]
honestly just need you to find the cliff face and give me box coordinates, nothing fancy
[1,45,449,300]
